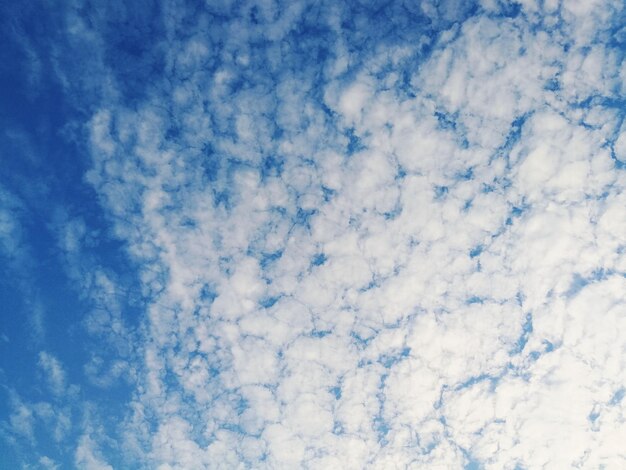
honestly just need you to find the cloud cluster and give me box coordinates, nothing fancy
[2,0,625,468]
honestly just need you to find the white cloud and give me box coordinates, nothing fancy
[8,399,35,442]
[75,434,114,470]
[39,455,60,470]
[39,0,626,467]
[38,352,67,397]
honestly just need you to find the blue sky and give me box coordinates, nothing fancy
[1,0,626,468]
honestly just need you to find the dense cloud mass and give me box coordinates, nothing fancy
[1,0,626,468]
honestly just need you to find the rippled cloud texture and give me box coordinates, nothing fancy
[1,0,626,468]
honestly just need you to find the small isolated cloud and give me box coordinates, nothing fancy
[38,352,66,397]
[75,434,113,470]
[8,399,35,442]
[39,455,59,470]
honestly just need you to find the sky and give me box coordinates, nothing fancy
[0,0,625,468]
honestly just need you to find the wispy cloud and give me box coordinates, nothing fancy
[38,352,67,397]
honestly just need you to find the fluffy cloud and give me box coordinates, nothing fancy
[84,1,626,468]
[2,0,625,468]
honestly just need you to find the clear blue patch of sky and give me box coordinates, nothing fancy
[0,1,143,467]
